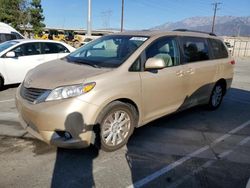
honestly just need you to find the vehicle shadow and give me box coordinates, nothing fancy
[125,87,250,187]
[51,112,101,188]
[51,146,99,188]
[0,83,20,91]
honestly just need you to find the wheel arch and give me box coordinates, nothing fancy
[114,98,140,119]
[216,78,227,95]
[0,73,4,86]
[95,97,141,127]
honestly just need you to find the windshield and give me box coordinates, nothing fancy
[67,35,148,68]
[0,40,19,53]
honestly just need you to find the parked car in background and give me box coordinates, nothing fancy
[225,42,234,55]
[0,39,75,88]
[70,33,101,48]
[33,30,101,48]
[16,30,234,151]
[0,22,24,43]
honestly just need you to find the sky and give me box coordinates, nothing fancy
[41,0,250,30]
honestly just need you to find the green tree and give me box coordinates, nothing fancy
[18,0,30,30]
[0,0,33,32]
[29,0,45,35]
[0,0,45,34]
[0,0,22,29]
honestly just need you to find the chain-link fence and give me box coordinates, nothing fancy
[232,40,250,57]
[223,37,250,57]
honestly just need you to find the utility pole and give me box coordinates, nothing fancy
[211,2,221,33]
[237,25,241,37]
[121,0,124,32]
[87,0,92,36]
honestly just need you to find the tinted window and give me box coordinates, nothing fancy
[12,43,41,57]
[145,37,180,67]
[209,39,228,59]
[0,33,16,43]
[11,32,23,39]
[42,43,69,54]
[182,37,209,62]
[129,57,141,72]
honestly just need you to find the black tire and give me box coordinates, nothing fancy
[95,101,137,152]
[0,77,4,90]
[207,83,224,110]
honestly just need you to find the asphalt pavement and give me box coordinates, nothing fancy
[0,57,250,188]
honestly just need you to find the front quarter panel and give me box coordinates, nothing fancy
[77,70,142,125]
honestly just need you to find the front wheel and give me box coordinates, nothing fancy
[207,83,224,110]
[0,77,4,90]
[96,101,137,152]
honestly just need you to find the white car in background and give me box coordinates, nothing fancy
[0,22,24,43]
[0,39,75,88]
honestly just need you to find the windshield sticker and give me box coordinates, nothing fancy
[129,37,148,41]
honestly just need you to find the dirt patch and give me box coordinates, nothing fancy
[0,136,56,155]
[0,120,21,127]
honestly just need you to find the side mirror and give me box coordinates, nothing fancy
[145,58,166,70]
[5,51,16,58]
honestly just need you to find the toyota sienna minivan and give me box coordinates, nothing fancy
[16,30,234,151]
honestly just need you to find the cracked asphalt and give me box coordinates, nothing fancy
[0,57,250,188]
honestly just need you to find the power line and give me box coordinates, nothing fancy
[211,2,221,33]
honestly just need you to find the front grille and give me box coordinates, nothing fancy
[20,85,49,103]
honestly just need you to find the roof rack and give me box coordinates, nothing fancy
[173,29,216,36]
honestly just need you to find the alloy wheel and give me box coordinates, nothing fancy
[101,110,131,147]
[211,85,223,107]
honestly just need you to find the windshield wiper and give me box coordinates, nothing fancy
[67,57,101,68]
[76,61,100,68]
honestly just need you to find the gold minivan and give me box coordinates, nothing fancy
[16,30,234,151]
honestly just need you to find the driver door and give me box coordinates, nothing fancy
[140,37,188,123]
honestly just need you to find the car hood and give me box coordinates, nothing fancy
[23,59,112,89]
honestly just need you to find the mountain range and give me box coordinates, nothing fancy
[151,16,250,36]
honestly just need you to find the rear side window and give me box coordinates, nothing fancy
[0,33,16,43]
[11,32,23,39]
[209,39,228,59]
[42,43,69,54]
[181,37,209,63]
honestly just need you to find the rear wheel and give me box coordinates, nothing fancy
[208,83,224,110]
[96,101,137,152]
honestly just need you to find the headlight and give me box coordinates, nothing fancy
[45,82,95,101]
